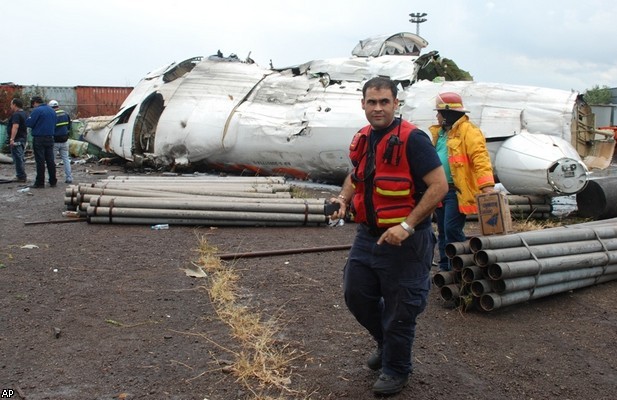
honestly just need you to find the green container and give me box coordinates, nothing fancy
[0,123,7,153]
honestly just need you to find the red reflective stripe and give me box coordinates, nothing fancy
[449,154,469,163]
[459,204,477,214]
[477,175,495,186]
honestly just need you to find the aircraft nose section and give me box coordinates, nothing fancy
[494,131,589,196]
[547,157,588,194]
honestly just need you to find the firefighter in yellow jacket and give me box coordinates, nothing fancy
[429,92,495,272]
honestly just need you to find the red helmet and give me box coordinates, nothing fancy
[434,92,469,112]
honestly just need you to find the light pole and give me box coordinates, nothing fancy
[409,12,428,36]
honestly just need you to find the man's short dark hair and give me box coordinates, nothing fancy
[362,77,398,98]
[11,98,23,108]
[30,96,44,106]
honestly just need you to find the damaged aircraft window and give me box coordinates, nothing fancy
[117,106,136,124]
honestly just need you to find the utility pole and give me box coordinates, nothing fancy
[409,12,428,36]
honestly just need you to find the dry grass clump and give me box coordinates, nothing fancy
[195,234,303,399]
[511,215,593,232]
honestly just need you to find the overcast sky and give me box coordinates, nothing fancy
[3,0,616,93]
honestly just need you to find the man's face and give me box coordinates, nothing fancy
[436,111,445,126]
[361,87,398,130]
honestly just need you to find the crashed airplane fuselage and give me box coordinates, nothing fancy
[83,32,614,196]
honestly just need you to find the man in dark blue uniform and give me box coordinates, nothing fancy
[26,96,57,188]
[329,77,448,395]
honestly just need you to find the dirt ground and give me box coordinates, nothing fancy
[1,159,616,400]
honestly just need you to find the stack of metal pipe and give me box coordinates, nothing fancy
[466,194,553,221]
[433,218,617,311]
[64,175,332,227]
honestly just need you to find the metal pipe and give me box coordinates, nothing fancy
[87,216,327,227]
[451,254,476,271]
[488,251,617,280]
[563,218,617,228]
[576,176,617,220]
[94,181,293,194]
[216,244,352,260]
[439,284,461,302]
[492,263,617,293]
[88,196,327,214]
[445,240,471,258]
[91,194,323,205]
[467,212,551,221]
[87,206,327,223]
[470,279,492,297]
[432,271,457,288]
[461,265,485,283]
[506,195,550,205]
[104,175,287,184]
[475,238,617,267]
[92,184,294,198]
[469,225,617,253]
[507,204,552,213]
[479,273,617,311]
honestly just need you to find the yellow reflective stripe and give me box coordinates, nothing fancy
[378,216,407,225]
[56,122,69,127]
[375,187,411,197]
[436,102,464,108]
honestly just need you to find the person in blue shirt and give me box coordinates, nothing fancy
[25,96,57,188]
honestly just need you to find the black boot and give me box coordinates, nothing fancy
[372,373,409,395]
[367,347,382,370]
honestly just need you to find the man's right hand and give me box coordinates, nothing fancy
[327,196,347,220]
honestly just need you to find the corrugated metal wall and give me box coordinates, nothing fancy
[0,84,132,119]
[43,86,78,116]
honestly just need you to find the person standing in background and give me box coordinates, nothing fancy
[8,98,28,183]
[25,96,57,188]
[49,100,73,184]
[429,92,495,272]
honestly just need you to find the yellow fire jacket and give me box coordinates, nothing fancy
[429,115,495,214]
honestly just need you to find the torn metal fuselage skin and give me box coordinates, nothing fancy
[82,32,614,196]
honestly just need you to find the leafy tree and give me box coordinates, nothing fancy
[583,85,611,104]
[416,52,473,82]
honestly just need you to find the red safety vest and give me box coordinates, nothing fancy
[349,120,418,227]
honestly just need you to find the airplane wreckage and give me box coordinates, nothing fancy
[82,32,615,199]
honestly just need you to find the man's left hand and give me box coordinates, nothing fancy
[377,225,409,246]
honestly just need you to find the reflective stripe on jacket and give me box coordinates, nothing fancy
[349,120,417,227]
[429,115,494,214]
[54,109,71,136]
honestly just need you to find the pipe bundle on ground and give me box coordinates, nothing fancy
[433,218,617,311]
[466,194,553,221]
[64,175,332,227]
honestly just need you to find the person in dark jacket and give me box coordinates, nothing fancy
[49,100,73,183]
[25,96,57,188]
[7,98,28,183]
[328,77,448,395]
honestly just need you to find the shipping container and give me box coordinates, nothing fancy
[0,84,132,119]
[0,84,23,120]
[75,86,133,118]
[41,86,78,116]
